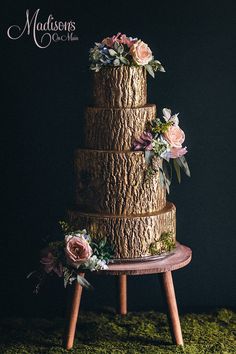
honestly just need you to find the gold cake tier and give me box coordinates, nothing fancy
[74,149,166,215]
[85,104,156,150]
[68,202,176,259]
[92,66,147,108]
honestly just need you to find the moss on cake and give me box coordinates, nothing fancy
[0,309,235,353]
[149,231,175,256]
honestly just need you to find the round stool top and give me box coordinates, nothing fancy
[98,243,192,275]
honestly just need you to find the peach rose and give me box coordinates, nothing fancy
[65,234,92,267]
[164,125,185,148]
[129,40,153,65]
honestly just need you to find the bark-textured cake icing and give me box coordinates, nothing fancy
[69,65,176,259]
[93,66,147,108]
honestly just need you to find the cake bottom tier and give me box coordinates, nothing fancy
[68,202,176,259]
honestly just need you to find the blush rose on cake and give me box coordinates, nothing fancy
[134,108,190,193]
[28,223,114,292]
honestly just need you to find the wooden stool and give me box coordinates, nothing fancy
[64,242,192,349]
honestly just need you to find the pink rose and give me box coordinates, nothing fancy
[164,125,185,148]
[65,235,92,267]
[129,40,153,65]
[170,147,188,158]
[40,249,63,277]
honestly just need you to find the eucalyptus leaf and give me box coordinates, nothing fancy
[77,274,93,290]
[26,271,37,279]
[114,41,119,51]
[120,56,130,65]
[108,49,117,56]
[145,150,154,165]
[159,168,164,187]
[159,65,166,72]
[117,44,124,54]
[145,64,155,78]
[176,156,191,177]
[99,239,106,248]
[173,159,181,183]
[163,160,171,183]
[113,58,120,66]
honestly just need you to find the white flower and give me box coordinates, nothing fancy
[83,255,108,271]
[162,108,179,126]
[163,108,171,121]
[96,259,109,270]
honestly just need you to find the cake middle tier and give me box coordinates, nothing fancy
[74,149,166,215]
[85,104,156,150]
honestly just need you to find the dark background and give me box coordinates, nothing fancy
[1,0,235,317]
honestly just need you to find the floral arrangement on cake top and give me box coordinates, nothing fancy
[28,222,114,292]
[133,108,190,193]
[89,32,165,77]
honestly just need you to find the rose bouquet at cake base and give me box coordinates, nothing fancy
[28,223,114,292]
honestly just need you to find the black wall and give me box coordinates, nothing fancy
[1,0,236,317]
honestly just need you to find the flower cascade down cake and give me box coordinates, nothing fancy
[69,33,190,260]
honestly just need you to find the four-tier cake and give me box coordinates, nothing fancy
[69,65,176,260]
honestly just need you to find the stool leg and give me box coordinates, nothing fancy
[64,273,84,350]
[159,271,183,346]
[119,274,127,315]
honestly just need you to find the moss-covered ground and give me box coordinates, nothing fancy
[0,309,235,353]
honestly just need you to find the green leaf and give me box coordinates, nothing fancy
[108,49,117,56]
[99,239,106,248]
[120,56,130,65]
[145,64,155,78]
[159,168,164,187]
[113,41,119,51]
[159,65,165,72]
[26,271,37,279]
[145,150,154,165]
[117,44,124,54]
[173,159,181,183]
[77,275,93,290]
[113,58,120,66]
[176,156,191,177]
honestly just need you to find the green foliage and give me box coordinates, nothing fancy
[149,231,175,255]
[151,118,172,134]
[90,238,114,263]
[1,309,235,353]
[176,156,191,177]
[59,220,74,234]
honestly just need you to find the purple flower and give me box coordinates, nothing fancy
[40,248,63,277]
[133,131,153,151]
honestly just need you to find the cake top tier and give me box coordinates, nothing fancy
[89,33,165,108]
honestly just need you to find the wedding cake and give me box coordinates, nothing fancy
[69,33,190,260]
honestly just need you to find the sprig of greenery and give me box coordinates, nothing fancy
[149,231,175,255]
[151,118,173,134]
[145,59,165,78]
[90,237,114,263]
